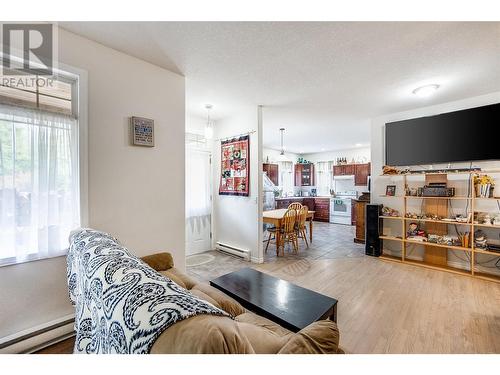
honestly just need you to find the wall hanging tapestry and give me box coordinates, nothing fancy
[219,135,250,196]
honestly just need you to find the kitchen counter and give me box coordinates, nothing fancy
[275,196,333,200]
[274,196,331,222]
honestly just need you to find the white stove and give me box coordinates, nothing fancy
[330,191,357,225]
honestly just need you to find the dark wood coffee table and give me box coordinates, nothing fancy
[209,268,338,333]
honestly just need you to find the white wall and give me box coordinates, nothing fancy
[263,147,299,164]
[0,29,186,340]
[303,147,371,194]
[186,114,207,135]
[371,90,500,274]
[302,147,371,164]
[212,107,263,263]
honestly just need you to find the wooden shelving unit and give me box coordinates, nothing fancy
[378,171,500,283]
[402,217,473,226]
[405,196,472,200]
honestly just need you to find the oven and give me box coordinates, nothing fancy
[330,196,354,225]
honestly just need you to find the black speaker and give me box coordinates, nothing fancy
[365,204,382,257]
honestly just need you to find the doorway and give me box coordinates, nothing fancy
[186,133,212,256]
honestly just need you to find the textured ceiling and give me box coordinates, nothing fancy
[61,22,500,153]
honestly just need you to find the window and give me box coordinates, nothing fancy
[278,161,294,195]
[0,68,73,116]
[185,132,211,219]
[316,161,333,196]
[0,72,80,266]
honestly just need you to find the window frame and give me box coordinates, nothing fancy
[0,61,88,267]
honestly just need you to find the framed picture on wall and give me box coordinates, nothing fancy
[131,116,154,147]
[386,185,396,196]
[219,135,250,196]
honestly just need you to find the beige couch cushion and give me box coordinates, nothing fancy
[235,312,292,353]
[150,314,255,354]
[141,252,174,271]
[236,312,292,337]
[277,320,340,354]
[190,289,221,309]
[192,283,246,317]
[160,268,197,290]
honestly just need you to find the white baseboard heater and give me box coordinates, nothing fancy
[0,314,75,354]
[216,242,250,261]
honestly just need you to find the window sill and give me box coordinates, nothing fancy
[0,250,68,268]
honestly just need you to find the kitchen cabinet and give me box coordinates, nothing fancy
[333,162,371,186]
[333,165,344,176]
[344,164,356,175]
[353,200,367,244]
[333,164,355,176]
[275,197,316,211]
[263,163,279,186]
[313,198,330,222]
[294,163,315,187]
[302,198,315,211]
[354,163,370,186]
[275,197,303,209]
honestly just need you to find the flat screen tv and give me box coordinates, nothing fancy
[385,102,500,166]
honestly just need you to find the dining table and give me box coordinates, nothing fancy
[263,208,315,255]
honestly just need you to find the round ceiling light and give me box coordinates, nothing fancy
[412,84,440,98]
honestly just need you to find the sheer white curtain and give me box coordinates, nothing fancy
[0,104,80,265]
[278,161,294,195]
[316,161,333,196]
[186,148,211,219]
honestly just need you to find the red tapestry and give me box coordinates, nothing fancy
[219,135,250,196]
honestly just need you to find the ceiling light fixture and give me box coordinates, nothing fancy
[278,128,289,161]
[412,84,440,98]
[279,128,286,155]
[204,104,214,139]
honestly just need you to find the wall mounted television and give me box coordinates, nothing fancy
[385,102,500,166]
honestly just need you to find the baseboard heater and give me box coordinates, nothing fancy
[216,242,250,261]
[0,314,75,354]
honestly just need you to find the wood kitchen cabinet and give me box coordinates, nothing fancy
[353,199,367,244]
[275,197,303,209]
[333,165,344,176]
[343,164,356,175]
[354,163,370,186]
[333,164,355,176]
[263,163,279,185]
[333,162,371,186]
[313,198,330,222]
[294,163,315,186]
[302,198,315,211]
[275,197,316,211]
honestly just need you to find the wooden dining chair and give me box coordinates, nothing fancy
[296,205,309,248]
[288,202,303,210]
[265,225,278,253]
[278,208,298,256]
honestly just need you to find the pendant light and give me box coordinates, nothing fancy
[204,104,214,139]
[278,128,288,161]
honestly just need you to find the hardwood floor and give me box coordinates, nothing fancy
[255,256,500,353]
[37,223,500,354]
[187,223,500,354]
[36,337,75,354]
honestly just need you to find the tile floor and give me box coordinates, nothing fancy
[186,222,364,282]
